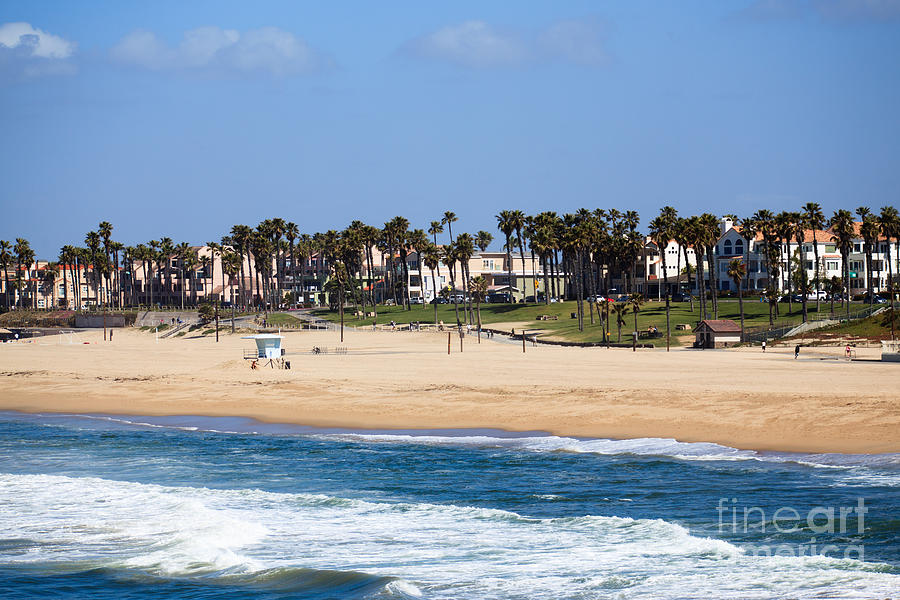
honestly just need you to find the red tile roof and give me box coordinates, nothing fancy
[697,319,741,333]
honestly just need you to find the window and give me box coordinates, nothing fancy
[854,243,862,253]
[58,284,65,296]
[850,261,864,272]
[735,239,744,253]
[483,259,496,270]
[826,261,839,271]
[805,261,813,270]
[723,240,732,255]
[825,244,836,253]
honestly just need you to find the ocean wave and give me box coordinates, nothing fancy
[1,473,898,599]
[314,432,900,473]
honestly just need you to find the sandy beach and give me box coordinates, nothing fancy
[1,326,898,454]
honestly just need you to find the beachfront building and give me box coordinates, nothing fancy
[377,249,569,304]
[694,319,742,348]
[635,238,699,299]
[705,218,898,296]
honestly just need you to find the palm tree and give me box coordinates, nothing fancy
[56,246,72,309]
[788,213,809,323]
[469,274,488,342]
[649,206,677,351]
[828,276,843,314]
[699,213,720,318]
[407,228,430,309]
[422,244,441,324]
[879,206,900,338]
[42,262,59,309]
[627,293,644,351]
[455,233,476,324]
[803,202,826,313]
[221,250,242,319]
[428,220,444,289]
[442,211,457,244]
[442,242,461,325]
[475,231,493,252]
[775,212,797,314]
[285,221,299,301]
[0,241,13,310]
[508,210,527,302]
[859,209,879,307]
[727,259,747,341]
[98,221,113,308]
[612,302,629,342]
[14,238,35,309]
[158,237,175,307]
[831,209,856,321]
[496,210,517,303]
[230,226,252,309]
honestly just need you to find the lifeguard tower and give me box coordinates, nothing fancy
[242,334,286,368]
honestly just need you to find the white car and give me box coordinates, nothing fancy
[806,291,828,301]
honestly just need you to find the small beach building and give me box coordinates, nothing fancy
[242,334,285,359]
[694,320,742,349]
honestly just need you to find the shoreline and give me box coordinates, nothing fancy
[2,328,898,455]
[8,410,900,464]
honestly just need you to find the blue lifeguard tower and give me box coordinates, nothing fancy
[242,334,285,368]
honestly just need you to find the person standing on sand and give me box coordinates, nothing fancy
[762,340,766,353]
[795,344,800,359]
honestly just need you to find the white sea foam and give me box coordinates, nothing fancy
[0,472,897,599]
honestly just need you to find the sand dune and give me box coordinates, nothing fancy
[1,327,898,453]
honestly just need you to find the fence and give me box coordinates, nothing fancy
[742,305,885,344]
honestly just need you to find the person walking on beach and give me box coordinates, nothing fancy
[794,344,800,360]
[761,340,766,353]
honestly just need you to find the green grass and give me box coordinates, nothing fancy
[261,313,304,326]
[312,299,862,345]
[139,325,151,331]
[789,312,895,342]
[202,328,216,335]
[175,331,186,337]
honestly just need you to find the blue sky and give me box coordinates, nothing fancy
[2,0,899,257]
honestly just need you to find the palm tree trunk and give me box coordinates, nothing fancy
[431,268,438,324]
[738,282,745,341]
[813,237,821,315]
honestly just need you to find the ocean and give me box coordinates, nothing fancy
[1,411,898,599]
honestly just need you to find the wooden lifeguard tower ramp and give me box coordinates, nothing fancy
[242,334,287,368]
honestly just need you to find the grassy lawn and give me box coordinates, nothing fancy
[262,313,304,326]
[311,299,859,346]
[787,312,896,343]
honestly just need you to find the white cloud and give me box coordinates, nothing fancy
[0,22,75,58]
[0,22,77,79]
[403,19,610,69]
[405,21,528,68]
[110,26,323,76]
[538,20,608,66]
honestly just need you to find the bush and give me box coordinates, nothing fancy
[175,331,186,337]
[202,328,216,335]
[198,303,216,324]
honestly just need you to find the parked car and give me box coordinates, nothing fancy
[429,297,448,304]
[862,293,888,304]
[485,293,511,304]
[670,292,689,302]
[409,296,424,304]
[586,295,606,303]
[807,291,828,301]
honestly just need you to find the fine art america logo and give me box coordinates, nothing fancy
[717,498,868,560]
